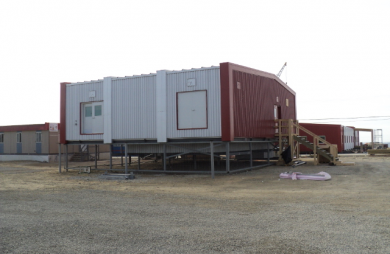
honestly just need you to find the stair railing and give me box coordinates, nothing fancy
[291,121,338,164]
[276,119,338,164]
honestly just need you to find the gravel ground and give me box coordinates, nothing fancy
[1,156,390,253]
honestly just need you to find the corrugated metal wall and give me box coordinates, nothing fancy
[6,132,16,153]
[66,81,104,141]
[126,142,268,153]
[299,123,343,153]
[41,131,49,153]
[65,68,221,142]
[355,131,360,146]
[232,71,296,139]
[21,131,35,153]
[344,126,354,150]
[0,131,52,154]
[166,67,221,138]
[111,75,157,140]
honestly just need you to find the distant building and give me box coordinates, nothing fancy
[0,123,66,162]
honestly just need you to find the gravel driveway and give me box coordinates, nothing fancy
[1,156,390,253]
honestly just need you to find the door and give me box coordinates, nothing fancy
[16,132,22,153]
[92,103,103,133]
[36,132,42,154]
[274,105,281,133]
[177,91,207,130]
[82,102,104,134]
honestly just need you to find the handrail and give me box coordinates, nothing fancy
[291,122,333,147]
[276,119,338,164]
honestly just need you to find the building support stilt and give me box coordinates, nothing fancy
[210,141,214,179]
[58,144,61,173]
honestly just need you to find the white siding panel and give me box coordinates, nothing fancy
[66,81,104,141]
[166,67,221,139]
[111,76,157,140]
[344,126,354,150]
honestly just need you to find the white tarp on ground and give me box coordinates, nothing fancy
[0,155,50,162]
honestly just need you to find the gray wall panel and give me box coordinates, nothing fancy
[21,131,36,153]
[42,131,49,154]
[166,67,221,139]
[66,81,104,141]
[7,132,16,153]
[112,76,157,140]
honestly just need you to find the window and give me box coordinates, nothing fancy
[0,133,3,143]
[95,105,102,116]
[85,106,92,117]
[177,90,207,130]
[17,132,22,143]
[82,102,104,134]
[36,132,42,143]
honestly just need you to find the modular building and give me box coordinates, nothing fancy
[0,123,65,162]
[60,62,297,173]
[299,123,356,153]
[0,123,111,162]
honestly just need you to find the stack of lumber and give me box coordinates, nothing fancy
[367,149,390,155]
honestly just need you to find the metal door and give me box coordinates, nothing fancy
[83,103,103,134]
[83,104,93,134]
[36,143,42,154]
[92,103,103,133]
[17,143,22,153]
[177,91,207,129]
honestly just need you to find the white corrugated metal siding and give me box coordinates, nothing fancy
[344,126,354,150]
[66,81,104,141]
[65,66,222,143]
[166,67,221,139]
[111,75,157,140]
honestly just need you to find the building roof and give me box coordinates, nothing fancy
[0,123,59,132]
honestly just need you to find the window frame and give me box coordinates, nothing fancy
[80,101,104,135]
[16,132,22,143]
[36,131,42,143]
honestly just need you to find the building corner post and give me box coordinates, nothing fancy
[156,70,167,143]
[103,77,113,144]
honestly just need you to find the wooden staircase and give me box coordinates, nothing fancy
[275,119,339,165]
[70,152,95,162]
[70,145,97,162]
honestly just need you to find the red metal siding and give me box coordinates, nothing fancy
[220,62,296,140]
[220,63,234,141]
[0,123,49,132]
[299,123,343,153]
[233,71,296,138]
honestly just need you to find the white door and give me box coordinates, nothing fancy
[177,91,207,129]
[83,104,93,134]
[93,103,103,133]
[83,102,104,134]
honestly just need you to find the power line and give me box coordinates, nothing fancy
[305,118,390,124]
[299,116,390,121]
